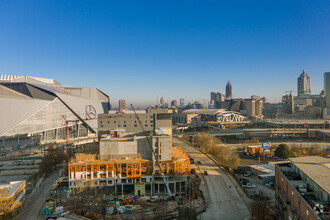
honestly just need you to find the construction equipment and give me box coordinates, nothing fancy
[61,115,79,163]
[123,197,134,204]
[285,90,295,95]
[61,114,98,163]
[130,104,174,197]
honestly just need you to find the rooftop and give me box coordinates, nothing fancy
[249,164,275,175]
[182,109,226,115]
[0,181,25,198]
[289,156,330,194]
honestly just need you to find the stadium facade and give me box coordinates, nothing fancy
[0,75,110,152]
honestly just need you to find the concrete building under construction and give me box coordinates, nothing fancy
[68,125,191,196]
[98,109,172,136]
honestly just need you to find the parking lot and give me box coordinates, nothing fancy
[238,173,275,200]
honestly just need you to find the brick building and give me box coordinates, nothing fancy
[275,156,329,220]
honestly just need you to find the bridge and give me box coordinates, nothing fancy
[215,111,247,122]
[176,128,330,139]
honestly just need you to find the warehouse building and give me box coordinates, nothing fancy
[0,75,110,152]
[275,156,329,220]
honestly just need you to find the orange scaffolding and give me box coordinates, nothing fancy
[68,147,190,179]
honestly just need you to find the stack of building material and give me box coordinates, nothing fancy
[171,147,188,161]
[75,153,97,161]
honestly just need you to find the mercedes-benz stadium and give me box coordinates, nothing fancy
[0,75,110,153]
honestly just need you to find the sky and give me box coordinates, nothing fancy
[0,1,329,107]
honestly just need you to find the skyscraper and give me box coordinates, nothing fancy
[210,92,216,108]
[180,98,184,106]
[119,100,126,112]
[325,72,330,108]
[297,69,311,97]
[226,81,232,100]
[210,92,225,109]
[171,100,178,107]
[160,97,165,106]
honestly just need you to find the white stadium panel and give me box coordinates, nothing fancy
[0,97,51,137]
[3,98,79,137]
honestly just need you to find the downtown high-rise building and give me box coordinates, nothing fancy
[171,100,178,107]
[119,100,126,112]
[180,98,184,106]
[160,97,165,106]
[226,81,232,100]
[325,72,330,108]
[297,69,311,97]
[210,92,224,109]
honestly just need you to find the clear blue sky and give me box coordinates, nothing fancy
[0,1,329,106]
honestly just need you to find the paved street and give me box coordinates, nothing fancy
[17,171,59,220]
[173,137,250,220]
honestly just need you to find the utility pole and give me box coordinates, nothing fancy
[189,184,192,219]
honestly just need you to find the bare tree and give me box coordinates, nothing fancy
[39,145,66,176]
[64,180,97,216]
[250,195,276,220]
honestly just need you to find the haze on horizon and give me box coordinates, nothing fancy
[0,1,329,107]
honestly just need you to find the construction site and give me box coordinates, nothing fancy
[60,106,206,218]
[62,134,206,219]
[68,146,191,195]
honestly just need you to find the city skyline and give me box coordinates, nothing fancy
[0,1,329,106]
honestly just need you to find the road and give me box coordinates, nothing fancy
[17,171,59,220]
[173,137,250,220]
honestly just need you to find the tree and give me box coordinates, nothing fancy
[193,133,222,154]
[274,144,294,159]
[213,145,240,169]
[242,138,261,144]
[0,189,22,218]
[181,135,191,143]
[39,145,66,176]
[64,181,97,216]
[250,195,276,220]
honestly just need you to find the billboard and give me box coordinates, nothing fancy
[262,142,271,148]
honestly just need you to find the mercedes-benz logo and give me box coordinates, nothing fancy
[85,105,96,119]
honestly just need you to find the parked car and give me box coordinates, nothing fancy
[244,171,252,177]
[243,183,255,188]
[189,158,194,164]
[197,161,202,165]
[204,171,208,175]
[265,182,275,189]
[240,177,249,183]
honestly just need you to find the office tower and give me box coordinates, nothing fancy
[282,94,294,114]
[251,95,260,100]
[210,92,216,108]
[119,100,126,112]
[226,81,232,100]
[297,69,311,97]
[325,72,330,108]
[180,98,184,107]
[210,92,224,109]
[160,97,165,106]
[171,100,178,106]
